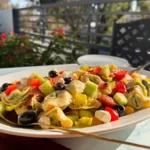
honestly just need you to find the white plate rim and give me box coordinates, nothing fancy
[0,64,149,138]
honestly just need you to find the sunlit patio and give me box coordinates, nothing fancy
[0,0,150,150]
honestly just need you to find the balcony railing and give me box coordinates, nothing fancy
[13,0,150,54]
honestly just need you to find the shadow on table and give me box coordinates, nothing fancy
[52,125,136,150]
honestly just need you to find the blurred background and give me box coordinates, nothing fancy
[0,0,150,67]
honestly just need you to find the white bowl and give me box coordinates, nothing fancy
[0,64,150,138]
[77,55,130,67]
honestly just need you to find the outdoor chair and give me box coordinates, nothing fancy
[111,18,150,70]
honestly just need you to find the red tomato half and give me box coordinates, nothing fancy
[105,107,119,121]
[99,94,117,107]
[114,70,128,80]
[98,82,108,90]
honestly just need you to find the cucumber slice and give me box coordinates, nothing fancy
[39,80,55,95]
[84,81,98,98]
[113,92,128,105]
[100,65,110,77]
[30,72,45,83]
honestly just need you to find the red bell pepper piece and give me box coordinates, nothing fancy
[87,69,94,74]
[114,70,128,80]
[5,84,17,95]
[87,67,102,74]
[115,83,127,93]
[94,67,102,74]
[28,78,41,87]
[105,107,119,121]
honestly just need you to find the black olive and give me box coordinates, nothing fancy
[48,70,58,78]
[19,111,37,125]
[64,77,72,84]
[1,83,12,92]
[54,82,65,90]
[114,105,125,117]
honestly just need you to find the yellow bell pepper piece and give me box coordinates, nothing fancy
[146,78,150,83]
[109,81,116,90]
[75,117,93,127]
[5,105,18,111]
[74,93,87,105]
[125,106,135,115]
[143,100,150,109]
[80,65,89,71]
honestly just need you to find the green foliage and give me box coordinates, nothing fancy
[41,33,86,65]
[0,33,41,67]
[0,30,86,68]
[41,1,150,47]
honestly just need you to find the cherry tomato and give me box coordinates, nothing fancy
[99,94,117,107]
[105,107,119,121]
[28,78,41,87]
[98,82,108,90]
[115,83,127,93]
[114,70,128,80]
[5,84,17,95]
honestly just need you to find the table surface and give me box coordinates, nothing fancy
[0,65,150,150]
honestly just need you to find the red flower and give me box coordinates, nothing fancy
[57,28,65,36]
[36,58,40,62]
[26,48,31,52]
[20,43,24,47]
[14,33,18,37]
[51,30,57,35]
[5,55,13,61]
[0,41,4,47]
[9,30,13,36]
[51,28,66,36]
[21,35,28,39]
[1,33,7,42]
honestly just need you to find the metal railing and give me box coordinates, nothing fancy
[13,0,150,54]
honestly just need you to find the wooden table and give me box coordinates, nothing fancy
[0,133,70,150]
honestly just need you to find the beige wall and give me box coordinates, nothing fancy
[0,9,14,33]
